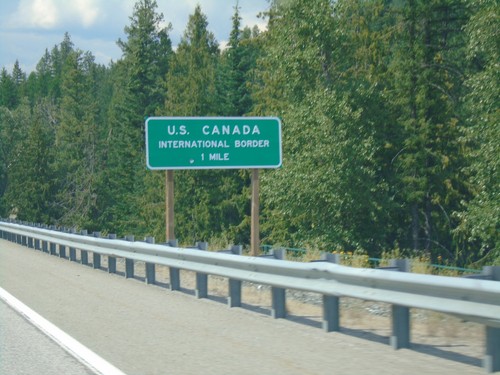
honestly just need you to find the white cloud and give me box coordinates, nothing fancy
[18,0,59,29]
[71,0,100,28]
[8,0,101,30]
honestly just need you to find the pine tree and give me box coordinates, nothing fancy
[163,5,251,244]
[166,5,219,117]
[102,0,172,236]
[117,0,172,118]
[0,105,26,215]
[53,50,101,228]
[219,6,262,116]
[0,69,16,108]
[456,0,499,262]
[3,99,57,222]
[385,0,471,259]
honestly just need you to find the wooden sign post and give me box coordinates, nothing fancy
[165,170,175,241]
[251,169,260,256]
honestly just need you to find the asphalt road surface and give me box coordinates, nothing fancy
[0,239,486,375]
[0,299,96,375]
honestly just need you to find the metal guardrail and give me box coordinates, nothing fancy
[1,220,499,373]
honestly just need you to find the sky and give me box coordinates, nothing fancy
[0,0,270,73]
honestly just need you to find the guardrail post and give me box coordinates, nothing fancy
[107,234,117,273]
[92,232,101,269]
[319,253,341,332]
[219,245,243,308]
[33,224,41,250]
[40,224,49,253]
[48,226,57,255]
[42,235,48,253]
[389,259,411,350]
[266,249,286,319]
[194,242,209,298]
[58,228,67,258]
[483,266,500,373]
[80,230,89,265]
[47,226,54,255]
[69,228,77,261]
[125,235,135,278]
[485,326,500,373]
[144,237,155,284]
[163,239,180,291]
[26,226,34,249]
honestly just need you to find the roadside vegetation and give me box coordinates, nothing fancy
[0,0,498,268]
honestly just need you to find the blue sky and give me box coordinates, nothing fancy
[0,0,270,73]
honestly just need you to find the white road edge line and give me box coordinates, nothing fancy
[0,287,128,375]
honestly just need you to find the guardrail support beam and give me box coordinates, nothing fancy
[228,279,242,307]
[391,305,410,349]
[169,268,180,291]
[125,260,134,278]
[271,287,286,319]
[80,230,89,265]
[484,267,500,373]
[194,242,208,298]
[218,245,243,308]
[317,253,341,332]
[196,273,208,299]
[107,234,117,273]
[124,235,135,279]
[92,232,101,269]
[49,226,56,255]
[145,237,155,284]
[68,228,77,261]
[389,259,411,349]
[161,240,181,291]
[69,246,77,261]
[50,242,56,255]
[485,326,500,373]
[59,244,66,258]
[323,295,340,332]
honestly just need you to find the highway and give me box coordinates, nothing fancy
[0,299,95,375]
[0,239,485,375]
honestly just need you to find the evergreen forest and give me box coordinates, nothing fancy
[0,0,498,266]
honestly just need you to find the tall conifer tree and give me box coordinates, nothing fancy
[54,50,101,228]
[102,0,172,235]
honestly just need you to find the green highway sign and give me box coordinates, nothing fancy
[145,117,282,170]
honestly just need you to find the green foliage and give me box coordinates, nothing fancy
[382,0,472,260]
[455,0,499,264]
[255,0,392,252]
[0,0,497,266]
[53,50,102,229]
[163,5,251,245]
[3,99,57,222]
[102,0,172,236]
